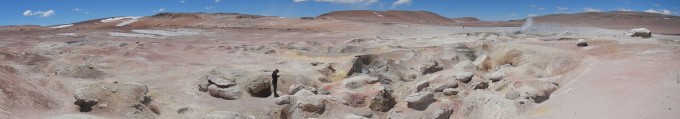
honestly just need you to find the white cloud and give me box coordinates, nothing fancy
[205,6,215,9]
[510,13,515,16]
[22,10,55,17]
[529,4,544,10]
[215,0,221,3]
[617,8,632,11]
[23,10,32,16]
[393,0,411,6]
[41,10,55,17]
[154,8,165,12]
[180,0,186,3]
[645,9,672,15]
[73,8,81,11]
[583,7,601,12]
[557,6,568,11]
[293,0,378,3]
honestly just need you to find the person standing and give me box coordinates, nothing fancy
[271,69,280,97]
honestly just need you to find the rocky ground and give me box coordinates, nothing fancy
[0,11,679,119]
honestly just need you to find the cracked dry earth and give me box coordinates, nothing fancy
[1,16,680,119]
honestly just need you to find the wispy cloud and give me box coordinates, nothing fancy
[393,0,412,6]
[72,8,81,11]
[205,6,215,9]
[645,9,672,15]
[180,0,186,3]
[215,0,222,3]
[23,10,32,16]
[293,0,378,4]
[529,4,544,11]
[583,7,601,12]
[22,10,55,17]
[154,8,165,13]
[557,6,568,11]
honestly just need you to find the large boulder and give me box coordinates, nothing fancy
[246,74,272,97]
[275,95,296,105]
[404,92,435,110]
[73,82,158,118]
[515,80,559,103]
[488,70,506,82]
[198,66,278,99]
[626,28,652,38]
[368,88,396,112]
[296,96,326,112]
[420,60,444,75]
[576,39,588,47]
[415,80,430,92]
[472,54,489,70]
[453,71,474,83]
[276,73,321,95]
[207,85,242,100]
[201,66,245,88]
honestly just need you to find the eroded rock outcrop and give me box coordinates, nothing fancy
[404,92,435,110]
[576,39,588,47]
[368,87,396,112]
[627,28,652,38]
[73,82,158,118]
[198,66,277,99]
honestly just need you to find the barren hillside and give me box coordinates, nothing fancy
[317,10,455,25]
[459,11,680,35]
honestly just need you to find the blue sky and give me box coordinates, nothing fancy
[2,0,679,26]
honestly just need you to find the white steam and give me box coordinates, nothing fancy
[520,17,534,33]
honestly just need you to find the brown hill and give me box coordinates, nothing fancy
[532,11,680,35]
[450,17,481,23]
[460,11,680,34]
[317,10,455,25]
